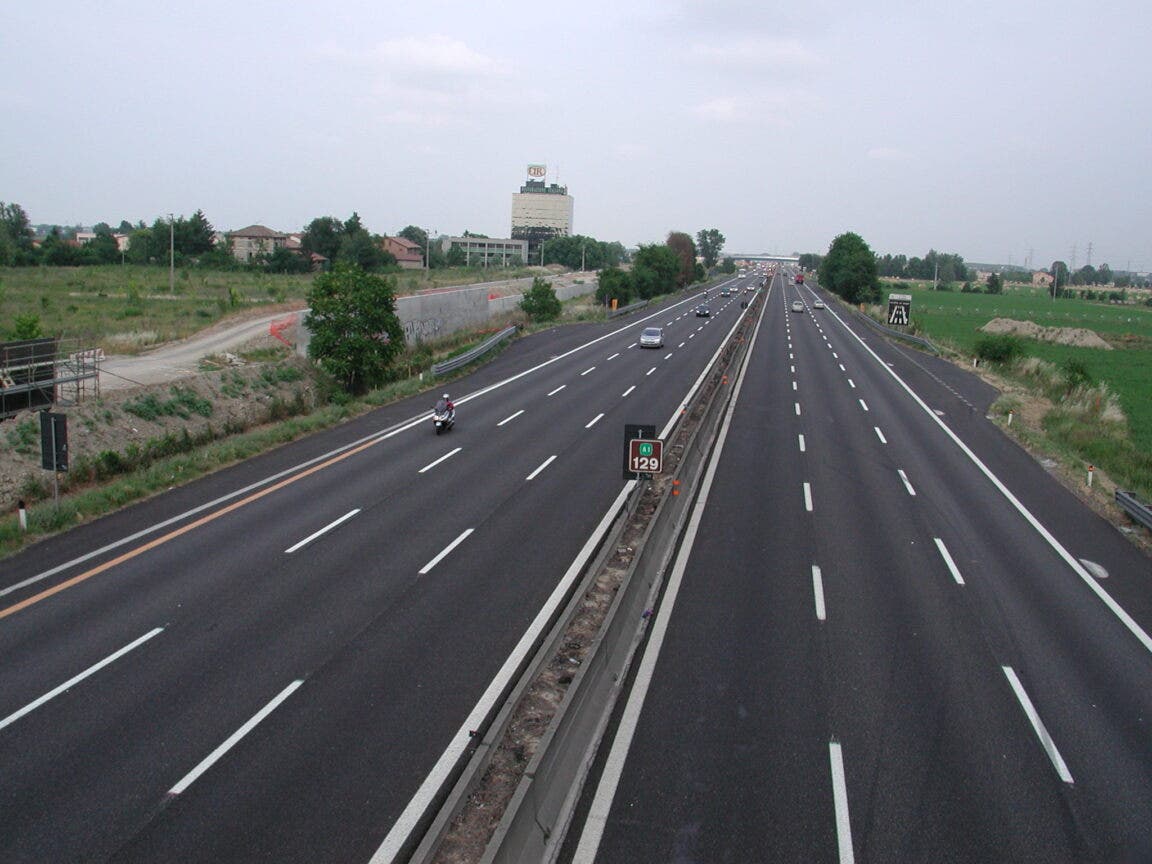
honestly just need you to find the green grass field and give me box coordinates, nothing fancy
[885,283,1152,459]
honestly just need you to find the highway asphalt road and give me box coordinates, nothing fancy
[0,275,756,862]
[565,277,1152,862]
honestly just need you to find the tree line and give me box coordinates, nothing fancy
[594,229,721,308]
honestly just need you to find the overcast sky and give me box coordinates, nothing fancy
[3,0,1149,270]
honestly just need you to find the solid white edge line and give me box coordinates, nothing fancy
[526,455,557,481]
[821,300,1152,655]
[898,469,917,496]
[418,447,462,474]
[585,413,605,429]
[497,409,525,427]
[0,627,164,732]
[874,426,887,444]
[548,385,566,396]
[285,509,361,554]
[934,538,966,585]
[621,385,636,397]
[804,482,814,512]
[1001,666,1075,784]
[573,288,767,863]
[829,740,857,863]
[169,679,303,796]
[418,528,474,575]
[813,565,826,621]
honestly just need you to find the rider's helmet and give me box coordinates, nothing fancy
[443,393,450,400]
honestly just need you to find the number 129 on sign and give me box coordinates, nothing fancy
[628,439,663,474]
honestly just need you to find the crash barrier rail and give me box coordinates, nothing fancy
[607,299,649,319]
[431,325,518,376]
[1116,490,1152,531]
[476,294,764,864]
[850,305,940,354]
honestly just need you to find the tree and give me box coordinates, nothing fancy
[719,257,736,274]
[520,277,562,320]
[1098,263,1113,286]
[1050,261,1070,296]
[798,253,823,272]
[0,202,36,264]
[695,228,725,270]
[180,209,216,255]
[81,231,121,265]
[986,272,1004,294]
[338,229,393,271]
[301,216,345,262]
[666,231,697,288]
[596,266,633,306]
[304,263,405,394]
[818,232,880,304]
[631,244,682,299]
[445,244,467,267]
[261,246,311,274]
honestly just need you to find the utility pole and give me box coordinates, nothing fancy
[169,213,175,293]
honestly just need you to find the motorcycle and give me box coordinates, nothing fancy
[433,399,456,435]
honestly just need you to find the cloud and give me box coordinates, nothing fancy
[318,35,513,125]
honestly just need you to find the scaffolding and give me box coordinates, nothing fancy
[0,338,101,420]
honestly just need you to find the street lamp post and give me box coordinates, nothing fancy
[425,228,436,274]
[168,213,175,293]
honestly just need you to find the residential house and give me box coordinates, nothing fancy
[382,235,424,269]
[229,225,288,263]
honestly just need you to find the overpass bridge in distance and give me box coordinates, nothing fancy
[730,253,800,264]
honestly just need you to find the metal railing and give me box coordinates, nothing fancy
[1116,490,1152,531]
[607,299,649,318]
[431,326,518,376]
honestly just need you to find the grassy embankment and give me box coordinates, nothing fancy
[878,282,1152,501]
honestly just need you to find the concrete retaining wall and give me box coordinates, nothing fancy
[296,274,598,357]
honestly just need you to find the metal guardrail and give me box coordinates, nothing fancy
[849,305,940,353]
[431,326,518,376]
[1116,490,1152,531]
[607,299,649,319]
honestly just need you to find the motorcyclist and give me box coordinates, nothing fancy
[436,393,455,415]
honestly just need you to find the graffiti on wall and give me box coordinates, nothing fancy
[404,317,445,342]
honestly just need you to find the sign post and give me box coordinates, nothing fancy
[39,410,68,508]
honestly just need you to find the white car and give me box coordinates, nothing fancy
[639,327,664,348]
[813,299,825,309]
[791,300,805,313]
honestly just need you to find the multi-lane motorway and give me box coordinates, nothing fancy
[565,277,1152,862]
[4,268,1151,863]
[0,276,753,863]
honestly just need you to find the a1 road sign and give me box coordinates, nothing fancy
[628,438,663,475]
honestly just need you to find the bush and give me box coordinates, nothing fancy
[519,277,562,320]
[975,333,1026,365]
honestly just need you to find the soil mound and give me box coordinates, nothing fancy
[980,318,1112,349]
